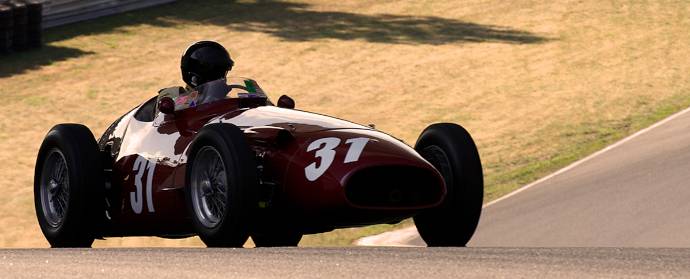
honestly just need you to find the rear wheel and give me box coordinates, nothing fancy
[413,123,483,247]
[187,123,257,247]
[34,124,104,248]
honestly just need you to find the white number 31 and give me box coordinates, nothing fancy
[131,157,155,214]
[304,137,369,181]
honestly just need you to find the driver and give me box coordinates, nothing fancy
[160,41,234,109]
[181,40,234,89]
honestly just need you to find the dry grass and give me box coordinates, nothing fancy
[1,0,689,247]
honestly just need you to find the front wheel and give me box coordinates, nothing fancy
[186,123,258,247]
[413,123,483,247]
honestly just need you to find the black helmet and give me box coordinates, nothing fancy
[181,41,234,88]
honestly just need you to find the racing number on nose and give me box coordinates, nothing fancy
[131,157,156,214]
[305,137,369,181]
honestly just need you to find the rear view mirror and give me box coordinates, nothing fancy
[277,95,295,109]
[158,97,175,115]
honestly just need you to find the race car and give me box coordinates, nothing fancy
[34,77,484,248]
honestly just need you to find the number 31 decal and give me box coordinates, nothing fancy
[305,137,369,181]
[131,157,155,214]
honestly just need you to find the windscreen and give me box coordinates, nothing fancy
[157,77,267,111]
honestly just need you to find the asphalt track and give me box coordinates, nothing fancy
[5,110,689,278]
[397,107,690,247]
[1,247,689,278]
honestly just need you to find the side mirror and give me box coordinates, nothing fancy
[158,97,175,115]
[277,95,295,109]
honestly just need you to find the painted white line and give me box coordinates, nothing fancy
[355,226,421,247]
[358,106,690,246]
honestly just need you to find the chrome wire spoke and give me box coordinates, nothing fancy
[41,150,69,227]
[58,163,67,184]
[62,179,69,193]
[215,172,227,190]
[211,197,223,221]
[203,197,214,218]
[52,189,64,211]
[213,182,227,200]
[54,196,66,218]
[213,194,225,209]
[52,161,61,181]
[191,146,229,229]
[215,190,227,201]
[56,159,66,183]
[212,156,223,177]
[215,198,226,214]
[209,197,221,218]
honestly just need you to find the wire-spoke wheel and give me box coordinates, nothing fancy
[413,123,483,247]
[191,146,229,229]
[186,123,258,247]
[34,124,104,248]
[39,149,70,228]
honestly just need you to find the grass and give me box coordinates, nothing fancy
[484,92,690,202]
[1,0,690,247]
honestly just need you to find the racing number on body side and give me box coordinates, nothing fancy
[305,137,369,181]
[131,157,156,214]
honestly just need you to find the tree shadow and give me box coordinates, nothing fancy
[209,0,549,45]
[2,0,550,78]
[0,45,93,78]
[47,0,550,45]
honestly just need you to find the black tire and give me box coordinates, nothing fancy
[251,232,302,247]
[186,123,257,247]
[413,123,483,247]
[34,124,104,248]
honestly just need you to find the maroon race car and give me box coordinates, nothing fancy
[34,77,483,248]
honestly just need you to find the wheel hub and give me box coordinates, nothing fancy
[201,179,213,196]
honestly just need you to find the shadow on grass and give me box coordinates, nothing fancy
[46,0,550,45]
[2,0,549,78]
[0,46,94,78]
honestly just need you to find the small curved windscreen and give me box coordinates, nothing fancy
[157,77,267,111]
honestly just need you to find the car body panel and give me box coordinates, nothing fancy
[97,81,446,237]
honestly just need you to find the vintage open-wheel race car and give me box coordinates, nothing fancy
[34,77,483,248]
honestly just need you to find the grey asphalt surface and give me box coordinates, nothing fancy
[2,247,689,278]
[408,108,690,247]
